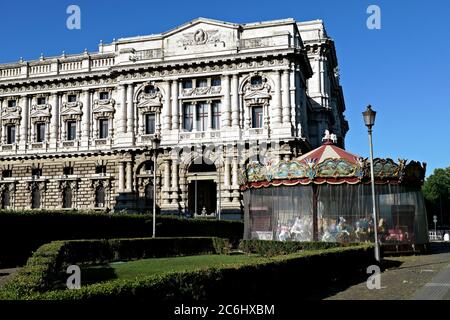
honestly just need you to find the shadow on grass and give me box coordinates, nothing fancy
[305,259,404,300]
[82,265,118,285]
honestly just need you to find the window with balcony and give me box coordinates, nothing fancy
[2,170,12,178]
[67,121,77,140]
[95,165,107,174]
[7,100,16,108]
[196,102,208,131]
[145,113,156,134]
[37,97,47,105]
[182,80,193,89]
[211,77,221,87]
[252,106,263,128]
[95,185,105,208]
[31,187,40,209]
[197,78,208,88]
[67,95,77,103]
[99,92,109,100]
[250,76,263,86]
[99,119,109,139]
[36,123,46,142]
[63,166,74,175]
[212,101,221,130]
[6,125,16,144]
[183,103,193,132]
[32,168,42,177]
[62,186,73,209]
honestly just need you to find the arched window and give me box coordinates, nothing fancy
[1,189,10,209]
[95,185,105,208]
[144,85,158,94]
[31,187,41,209]
[250,75,263,86]
[62,186,73,209]
[144,183,154,209]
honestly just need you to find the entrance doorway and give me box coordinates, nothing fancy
[187,161,217,215]
[188,179,217,215]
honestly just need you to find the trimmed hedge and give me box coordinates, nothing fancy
[0,210,243,267]
[0,237,228,299]
[239,240,362,256]
[1,244,375,301]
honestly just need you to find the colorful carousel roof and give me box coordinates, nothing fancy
[239,133,427,190]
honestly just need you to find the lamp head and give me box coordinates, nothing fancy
[362,105,376,129]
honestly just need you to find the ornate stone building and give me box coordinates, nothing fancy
[0,18,348,218]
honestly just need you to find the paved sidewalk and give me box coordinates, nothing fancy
[326,243,450,300]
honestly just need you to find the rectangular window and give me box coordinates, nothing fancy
[183,103,193,132]
[196,102,208,131]
[32,168,42,177]
[211,77,221,87]
[67,121,77,141]
[37,97,47,105]
[67,95,77,103]
[99,119,109,139]
[63,166,74,175]
[6,125,15,144]
[182,79,193,89]
[2,170,12,178]
[99,92,109,100]
[7,100,16,108]
[95,165,107,174]
[145,113,156,134]
[212,101,221,130]
[252,106,263,128]
[197,78,208,88]
[36,123,46,142]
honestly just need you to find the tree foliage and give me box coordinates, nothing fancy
[423,167,450,202]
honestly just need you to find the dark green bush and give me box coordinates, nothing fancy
[238,240,361,256]
[0,210,243,267]
[6,245,375,301]
[0,236,227,299]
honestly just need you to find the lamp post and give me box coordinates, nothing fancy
[152,138,160,238]
[363,105,381,262]
[194,173,198,216]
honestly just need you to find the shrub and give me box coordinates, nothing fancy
[0,210,243,267]
[0,236,227,298]
[6,245,375,301]
[238,240,361,256]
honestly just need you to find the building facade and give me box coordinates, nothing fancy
[0,18,348,218]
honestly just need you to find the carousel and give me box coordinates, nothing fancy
[240,132,429,247]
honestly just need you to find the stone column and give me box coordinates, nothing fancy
[163,160,171,204]
[119,84,127,134]
[163,81,171,131]
[231,74,239,128]
[50,93,59,148]
[207,100,213,131]
[126,161,133,192]
[118,162,125,192]
[282,69,291,124]
[81,90,91,146]
[273,70,282,125]
[192,101,198,131]
[171,161,178,205]
[127,84,134,140]
[0,99,3,143]
[231,157,239,187]
[224,157,231,187]
[171,79,179,130]
[19,95,28,146]
[222,74,231,128]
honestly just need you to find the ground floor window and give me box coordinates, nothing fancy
[1,189,10,209]
[31,187,41,209]
[62,186,73,208]
[95,185,105,208]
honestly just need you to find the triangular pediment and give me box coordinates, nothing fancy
[92,104,115,113]
[162,18,239,38]
[30,109,50,118]
[244,90,271,100]
[60,107,82,115]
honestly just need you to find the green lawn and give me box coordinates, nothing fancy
[83,254,261,284]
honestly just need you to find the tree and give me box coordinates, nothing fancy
[422,167,450,227]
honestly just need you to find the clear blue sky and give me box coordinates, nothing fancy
[0,0,448,176]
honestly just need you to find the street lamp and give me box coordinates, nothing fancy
[152,138,160,238]
[194,173,198,216]
[362,105,381,262]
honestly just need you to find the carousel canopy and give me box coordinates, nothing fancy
[239,131,426,190]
